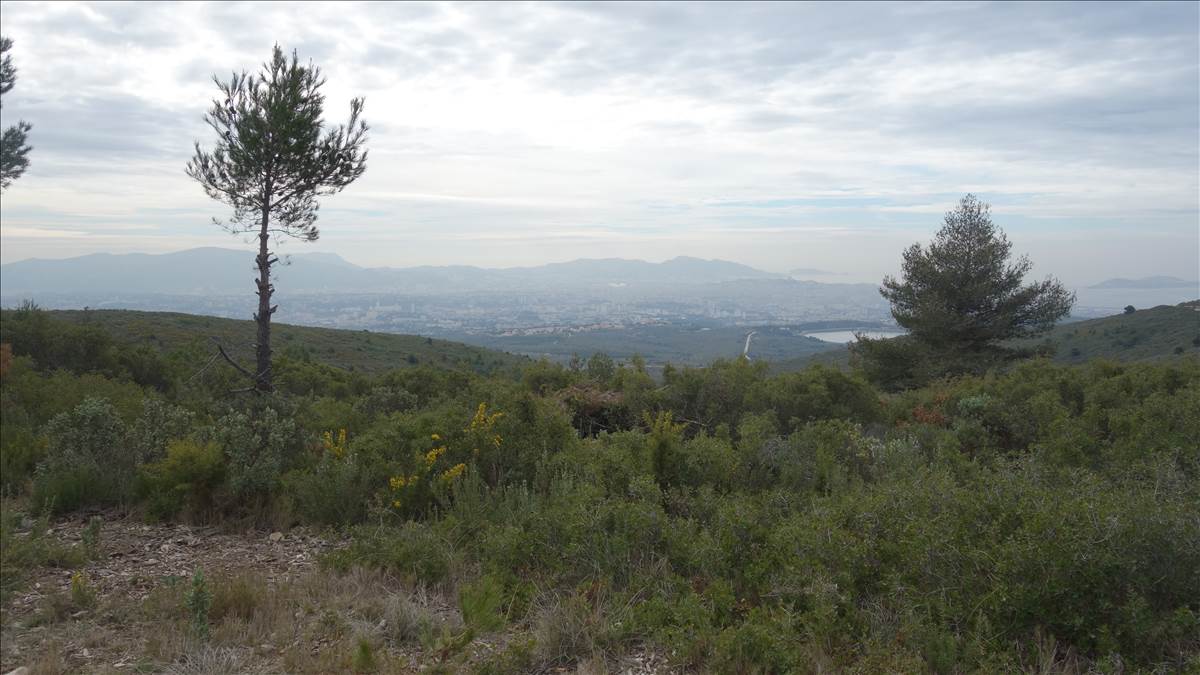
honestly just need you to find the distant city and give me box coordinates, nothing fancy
[2,247,1195,364]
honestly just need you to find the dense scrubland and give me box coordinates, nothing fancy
[1,304,1198,673]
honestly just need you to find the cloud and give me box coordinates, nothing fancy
[0,0,1194,284]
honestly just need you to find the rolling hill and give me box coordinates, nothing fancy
[41,309,529,376]
[452,324,844,368]
[1033,301,1200,364]
[777,301,1200,371]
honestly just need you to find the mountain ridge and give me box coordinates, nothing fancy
[1090,276,1198,290]
[1,247,785,295]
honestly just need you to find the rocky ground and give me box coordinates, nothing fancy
[1,513,670,674]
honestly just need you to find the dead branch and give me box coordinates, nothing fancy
[211,338,257,382]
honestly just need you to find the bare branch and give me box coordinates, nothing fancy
[212,339,256,382]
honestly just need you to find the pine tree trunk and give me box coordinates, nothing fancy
[253,195,275,393]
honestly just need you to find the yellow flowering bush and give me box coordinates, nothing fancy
[321,428,348,459]
[465,402,506,485]
[388,411,493,512]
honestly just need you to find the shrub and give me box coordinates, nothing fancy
[32,397,132,513]
[185,568,212,640]
[323,523,453,586]
[129,398,194,464]
[69,571,97,609]
[459,574,506,633]
[137,439,225,521]
[284,445,381,526]
[0,509,87,602]
[199,402,306,507]
[0,409,42,495]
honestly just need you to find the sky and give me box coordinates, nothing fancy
[0,0,1197,285]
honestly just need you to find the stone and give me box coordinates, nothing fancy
[269,531,284,543]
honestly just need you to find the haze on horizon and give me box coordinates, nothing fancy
[0,1,1197,286]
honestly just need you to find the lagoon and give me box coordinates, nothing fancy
[807,330,906,344]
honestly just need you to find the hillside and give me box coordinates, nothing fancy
[775,301,1200,371]
[43,309,528,375]
[451,324,844,368]
[1034,301,1200,364]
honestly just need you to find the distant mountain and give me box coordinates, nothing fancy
[1090,276,1198,290]
[0,248,783,296]
[788,267,842,278]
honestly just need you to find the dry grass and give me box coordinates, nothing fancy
[3,565,471,674]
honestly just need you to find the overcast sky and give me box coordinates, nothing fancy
[0,1,1196,284]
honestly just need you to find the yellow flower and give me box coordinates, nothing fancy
[424,445,447,467]
[431,433,441,441]
[322,428,349,459]
[440,463,467,483]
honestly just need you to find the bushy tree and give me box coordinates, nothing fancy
[0,36,34,191]
[187,45,368,393]
[856,195,1074,388]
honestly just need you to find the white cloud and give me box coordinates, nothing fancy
[0,0,1195,284]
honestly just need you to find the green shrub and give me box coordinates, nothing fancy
[185,568,212,640]
[137,439,225,521]
[199,402,306,506]
[32,397,132,513]
[459,574,507,633]
[352,638,377,673]
[323,523,453,586]
[128,398,194,463]
[0,409,42,495]
[0,508,87,602]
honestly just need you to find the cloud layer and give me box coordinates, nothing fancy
[0,1,1196,284]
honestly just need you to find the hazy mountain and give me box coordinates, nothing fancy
[788,267,842,277]
[0,248,783,295]
[1090,276,1198,289]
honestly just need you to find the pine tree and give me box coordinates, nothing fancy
[0,36,34,192]
[187,45,368,393]
[854,194,1074,388]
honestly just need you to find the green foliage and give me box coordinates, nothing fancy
[69,570,97,609]
[0,36,33,191]
[459,574,507,633]
[0,403,42,495]
[863,194,1074,389]
[3,306,1197,671]
[81,515,103,559]
[200,401,305,506]
[129,398,194,463]
[137,440,225,521]
[0,304,175,389]
[352,638,377,673]
[0,507,87,602]
[185,568,212,641]
[283,433,382,525]
[32,397,133,513]
[323,523,453,585]
[756,364,881,431]
[585,352,615,383]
